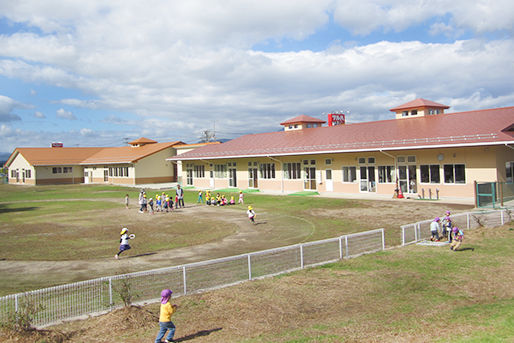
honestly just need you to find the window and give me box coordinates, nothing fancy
[25,169,31,178]
[124,167,129,177]
[407,156,416,163]
[215,164,227,178]
[378,166,394,183]
[411,110,418,115]
[402,111,408,117]
[342,166,356,182]
[284,162,301,179]
[52,167,62,174]
[444,164,466,184]
[358,157,366,164]
[397,156,405,163]
[259,163,275,179]
[420,165,440,183]
[367,157,375,164]
[63,167,73,173]
[194,165,205,178]
[109,168,113,177]
[506,162,514,183]
[11,170,16,178]
[325,159,332,165]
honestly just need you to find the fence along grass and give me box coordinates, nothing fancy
[0,228,385,328]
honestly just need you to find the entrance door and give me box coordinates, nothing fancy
[16,170,19,183]
[360,166,376,192]
[209,170,214,188]
[104,170,108,182]
[84,171,90,184]
[22,170,25,183]
[398,165,417,194]
[248,168,258,188]
[304,167,316,190]
[229,168,237,187]
[325,169,333,191]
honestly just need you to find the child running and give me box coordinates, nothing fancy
[247,205,256,224]
[197,190,204,203]
[154,289,178,343]
[115,227,134,259]
[450,227,464,251]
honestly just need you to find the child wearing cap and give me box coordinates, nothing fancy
[450,227,464,251]
[154,289,178,343]
[230,196,235,205]
[430,217,440,241]
[115,228,133,259]
[247,206,256,224]
[238,191,244,204]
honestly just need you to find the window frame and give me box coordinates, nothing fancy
[342,166,357,183]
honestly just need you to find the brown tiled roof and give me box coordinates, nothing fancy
[5,147,104,167]
[390,98,450,111]
[80,141,184,164]
[5,141,184,167]
[171,107,514,160]
[280,115,326,125]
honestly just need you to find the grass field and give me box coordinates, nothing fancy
[0,184,474,297]
[2,224,511,342]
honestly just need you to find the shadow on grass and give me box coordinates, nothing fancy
[128,252,157,258]
[176,327,222,342]
[0,203,39,214]
[456,247,475,252]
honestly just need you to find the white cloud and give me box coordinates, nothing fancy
[34,111,45,118]
[56,108,76,120]
[79,128,93,136]
[0,95,23,122]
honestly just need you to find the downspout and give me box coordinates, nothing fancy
[267,155,284,194]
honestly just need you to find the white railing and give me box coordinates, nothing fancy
[401,209,512,246]
[0,228,385,327]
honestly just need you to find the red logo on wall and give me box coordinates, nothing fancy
[328,113,345,126]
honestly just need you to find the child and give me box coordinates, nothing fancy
[216,193,221,206]
[205,190,211,203]
[115,227,133,259]
[247,205,256,224]
[210,196,216,205]
[442,215,452,241]
[238,191,244,204]
[221,195,228,206]
[229,196,235,205]
[161,192,166,212]
[450,227,464,251]
[164,194,169,212]
[206,196,211,206]
[175,194,179,208]
[430,217,440,241]
[156,195,161,212]
[197,190,204,203]
[148,197,154,215]
[154,289,178,343]
[124,194,129,209]
[142,194,148,212]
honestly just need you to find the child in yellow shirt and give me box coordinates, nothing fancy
[155,289,177,343]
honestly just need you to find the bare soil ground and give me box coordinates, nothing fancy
[0,199,473,295]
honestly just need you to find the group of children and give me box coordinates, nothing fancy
[430,210,465,251]
[133,190,185,215]
[199,190,244,206]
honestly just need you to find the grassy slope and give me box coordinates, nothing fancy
[29,224,512,343]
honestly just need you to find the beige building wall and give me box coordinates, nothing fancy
[134,148,176,183]
[7,154,33,184]
[181,145,507,200]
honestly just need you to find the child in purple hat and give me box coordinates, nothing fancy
[155,289,178,343]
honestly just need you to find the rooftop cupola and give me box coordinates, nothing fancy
[390,98,450,119]
[280,115,326,131]
[128,137,157,147]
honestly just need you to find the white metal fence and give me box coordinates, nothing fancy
[401,209,512,245]
[0,228,385,327]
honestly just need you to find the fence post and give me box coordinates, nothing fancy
[402,227,405,246]
[414,224,418,242]
[467,213,470,229]
[381,228,385,250]
[300,245,304,269]
[345,236,349,258]
[108,278,113,307]
[14,294,18,312]
[501,210,504,225]
[339,237,343,259]
[182,266,187,295]
[248,254,252,280]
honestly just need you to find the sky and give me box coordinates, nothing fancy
[0,0,513,157]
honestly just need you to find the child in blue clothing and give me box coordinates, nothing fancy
[115,228,134,259]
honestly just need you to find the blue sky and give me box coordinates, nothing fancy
[0,0,513,157]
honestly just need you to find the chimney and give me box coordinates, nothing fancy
[328,113,346,126]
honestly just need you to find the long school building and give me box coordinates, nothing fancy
[169,99,514,202]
